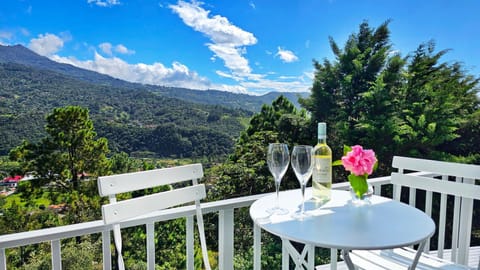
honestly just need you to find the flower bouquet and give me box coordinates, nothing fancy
[334,145,378,199]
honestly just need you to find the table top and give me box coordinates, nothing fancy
[249,189,435,250]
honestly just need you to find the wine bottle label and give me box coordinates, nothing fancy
[313,156,331,183]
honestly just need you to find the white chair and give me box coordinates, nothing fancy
[349,156,480,270]
[98,163,211,270]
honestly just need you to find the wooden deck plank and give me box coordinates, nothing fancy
[315,247,479,270]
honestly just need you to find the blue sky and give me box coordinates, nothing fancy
[1,0,479,95]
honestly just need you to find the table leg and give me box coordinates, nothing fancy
[341,249,356,270]
[282,239,315,270]
[282,239,289,270]
[409,240,427,270]
[308,244,315,270]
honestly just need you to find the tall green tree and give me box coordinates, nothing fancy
[301,21,400,164]
[396,41,480,161]
[10,106,110,190]
[301,21,480,173]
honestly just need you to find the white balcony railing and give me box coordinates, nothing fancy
[1,173,476,270]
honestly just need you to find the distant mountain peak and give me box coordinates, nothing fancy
[0,44,47,62]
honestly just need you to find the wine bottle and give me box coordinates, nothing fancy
[312,122,332,203]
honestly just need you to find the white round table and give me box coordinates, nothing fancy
[249,189,435,269]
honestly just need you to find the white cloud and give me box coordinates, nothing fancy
[0,31,13,41]
[216,84,248,94]
[388,49,400,57]
[51,52,224,91]
[26,31,251,94]
[216,69,311,94]
[216,70,244,81]
[52,51,253,94]
[305,40,310,49]
[169,0,257,76]
[207,43,251,74]
[87,0,121,7]
[278,75,298,80]
[276,47,299,63]
[115,44,135,54]
[304,71,314,81]
[167,1,311,94]
[20,28,30,37]
[99,42,113,55]
[249,1,256,9]
[240,76,309,94]
[28,33,64,56]
[99,42,135,56]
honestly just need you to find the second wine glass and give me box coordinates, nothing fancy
[291,145,313,219]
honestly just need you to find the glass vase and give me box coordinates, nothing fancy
[350,184,374,206]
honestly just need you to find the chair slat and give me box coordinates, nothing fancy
[102,184,206,224]
[392,156,480,179]
[98,164,203,196]
[391,173,480,200]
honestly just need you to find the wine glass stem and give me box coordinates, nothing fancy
[275,180,281,209]
[301,182,306,214]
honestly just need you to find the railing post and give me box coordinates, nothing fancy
[186,216,194,270]
[253,223,261,270]
[102,230,112,270]
[0,248,6,270]
[146,222,155,270]
[51,239,62,270]
[219,209,234,270]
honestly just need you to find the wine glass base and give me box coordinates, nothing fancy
[266,207,289,215]
[291,211,311,220]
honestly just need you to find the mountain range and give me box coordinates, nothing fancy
[0,45,310,158]
[0,45,307,111]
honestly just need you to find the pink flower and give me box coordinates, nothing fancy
[341,145,377,176]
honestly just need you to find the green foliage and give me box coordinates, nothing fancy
[300,20,480,175]
[11,240,103,270]
[396,41,480,160]
[0,62,252,158]
[209,96,311,200]
[0,156,21,178]
[61,240,103,270]
[348,174,369,198]
[9,106,110,190]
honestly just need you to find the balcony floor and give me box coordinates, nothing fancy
[315,247,480,269]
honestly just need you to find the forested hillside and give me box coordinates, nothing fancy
[0,45,308,111]
[0,62,251,157]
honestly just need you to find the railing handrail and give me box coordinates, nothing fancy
[0,192,268,249]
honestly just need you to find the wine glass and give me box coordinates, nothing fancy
[267,143,290,215]
[291,145,313,219]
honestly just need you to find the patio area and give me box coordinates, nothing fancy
[0,169,479,270]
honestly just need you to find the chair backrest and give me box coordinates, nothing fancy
[98,163,211,270]
[391,156,480,267]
